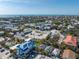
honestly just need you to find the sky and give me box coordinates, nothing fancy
[0,0,79,15]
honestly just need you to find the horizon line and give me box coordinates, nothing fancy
[0,14,79,16]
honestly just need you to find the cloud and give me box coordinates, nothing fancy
[0,0,53,4]
[0,0,46,3]
[0,0,31,3]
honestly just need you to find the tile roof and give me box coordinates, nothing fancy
[62,49,76,59]
[64,35,77,47]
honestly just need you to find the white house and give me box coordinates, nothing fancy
[34,54,52,59]
[51,48,60,56]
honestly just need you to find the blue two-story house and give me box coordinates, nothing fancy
[16,38,35,58]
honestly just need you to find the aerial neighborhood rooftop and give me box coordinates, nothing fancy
[0,16,79,59]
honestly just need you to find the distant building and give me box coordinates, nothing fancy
[38,44,46,50]
[27,30,50,40]
[64,35,77,47]
[0,37,5,43]
[23,28,32,35]
[44,46,53,53]
[62,49,76,59]
[67,25,74,29]
[0,31,4,36]
[14,32,25,40]
[35,23,53,31]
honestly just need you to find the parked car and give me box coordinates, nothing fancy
[0,49,5,52]
[5,52,9,55]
